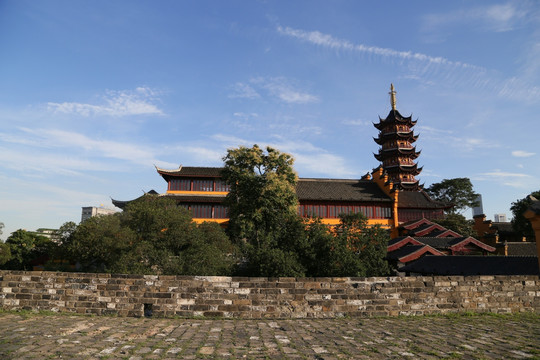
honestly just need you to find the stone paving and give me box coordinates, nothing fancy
[0,312,539,359]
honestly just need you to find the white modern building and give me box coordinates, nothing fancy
[81,206,117,222]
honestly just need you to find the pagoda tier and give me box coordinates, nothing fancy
[373,84,422,191]
[373,132,419,145]
[374,149,421,163]
[373,112,417,131]
[384,163,423,174]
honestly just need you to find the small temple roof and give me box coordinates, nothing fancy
[387,236,422,252]
[296,178,393,203]
[386,245,444,263]
[400,255,540,276]
[407,223,446,236]
[414,237,495,252]
[111,190,159,209]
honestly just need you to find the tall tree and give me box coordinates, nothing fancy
[222,145,298,244]
[511,190,540,241]
[425,178,479,214]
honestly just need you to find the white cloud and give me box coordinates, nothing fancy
[0,128,178,175]
[47,87,164,117]
[250,77,319,104]
[277,25,482,71]
[423,2,530,34]
[228,82,260,99]
[229,77,318,104]
[474,170,533,188]
[342,119,370,126]
[512,150,536,157]
[233,112,259,120]
[498,77,540,103]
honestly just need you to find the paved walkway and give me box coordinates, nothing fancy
[0,312,539,359]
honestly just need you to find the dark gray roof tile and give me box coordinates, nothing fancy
[296,179,392,203]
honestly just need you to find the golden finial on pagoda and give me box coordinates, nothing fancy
[389,83,396,110]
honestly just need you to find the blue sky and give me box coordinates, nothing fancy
[1,1,539,240]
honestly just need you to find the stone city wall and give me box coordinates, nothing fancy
[1,270,539,318]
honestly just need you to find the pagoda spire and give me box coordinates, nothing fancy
[389,83,396,111]
[373,84,422,191]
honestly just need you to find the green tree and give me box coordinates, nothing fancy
[433,213,476,237]
[237,215,308,277]
[222,144,298,245]
[56,195,238,275]
[0,222,4,236]
[63,214,135,272]
[3,229,54,270]
[511,190,540,241]
[425,178,479,214]
[0,242,11,266]
[222,145,304,277]
[330,213,390,277]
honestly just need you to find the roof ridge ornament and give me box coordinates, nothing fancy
[389,83,397,111]
[154,164,182,173]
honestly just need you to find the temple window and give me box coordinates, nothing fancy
[299,204,391,219]
[190,204,212,218]
[215,180,231,192]
[214,205,229,218]
[170,179,190,191]
[193,179,214,191]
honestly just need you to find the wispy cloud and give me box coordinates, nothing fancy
[423,2,530,34]
[258,76,319,104]
[228,83,260,99]
[277,25,482,71]
[474,170,533,188]
[512,150,536,157]
[342,119,371,126]
[233,112,259,121]
[0,128,178,175]
[230,77,319,104]
[415,126,497,152]
[277,24,540,104]
[47,87,164,117]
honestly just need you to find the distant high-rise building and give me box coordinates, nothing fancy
[472,195,484,217]
[81,206,117,222]
[494,214,507,223]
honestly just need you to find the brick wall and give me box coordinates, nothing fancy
[1,270,538,318]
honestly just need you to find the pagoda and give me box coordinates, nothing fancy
[373,84,422,191]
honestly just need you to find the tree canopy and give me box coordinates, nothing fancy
[222,144,298,244]
[433,213,476,237]
[52,196,238,275]
[2,229,56,270]
[511,190,540,241]
[425,178,479,214]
